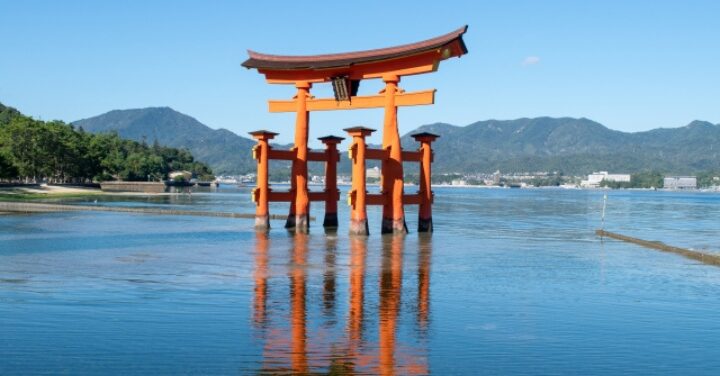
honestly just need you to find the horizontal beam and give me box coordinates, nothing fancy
[266,149,329,162]
[366,193,385,206]
[366,148,388,160]
[402,193,422,205]
[268,191,293,202]
[308,191,331,201]
[401,150,422,162]
[261,50,443,84]
[268,89,435,113]
[268,190,336,202]
[307,151,327,162]
[267,149,295,160]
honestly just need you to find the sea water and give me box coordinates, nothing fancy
[2,187,720,375]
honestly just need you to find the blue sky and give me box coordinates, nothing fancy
[1,0,719,145]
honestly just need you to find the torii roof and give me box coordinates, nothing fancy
[242,26,468,71]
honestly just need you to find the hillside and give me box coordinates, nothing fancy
[1,102,212,182]
[73,107,256,175]
[401,117,720,174]
[74,107,720,175]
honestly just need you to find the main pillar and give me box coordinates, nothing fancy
[319,135,344,229]
[412,132,439,232]
[380,75,407,235]
[250,130,278,230]
[345,127,375,236]
[286,81,312,233]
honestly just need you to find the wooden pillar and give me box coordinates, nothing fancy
[286,81,312,233]
[318,135,344,229]
[412,132,439,232]
[345,127,375,236]
[381,75,407,235]
[250,130,278,230]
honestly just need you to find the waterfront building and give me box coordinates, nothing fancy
[664,176,697,190]
[366,166,381,180]
[581,171,631,188]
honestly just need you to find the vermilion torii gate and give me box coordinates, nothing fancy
[243,26,468,234]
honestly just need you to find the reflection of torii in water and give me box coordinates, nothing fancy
[251,232,432,375]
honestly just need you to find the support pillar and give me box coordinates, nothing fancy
[345,127,375,236]
[250,130,278,230]
[412,132,439,232]
[286,82,312,233]
[380,75,407,235]
[318,135,344,229]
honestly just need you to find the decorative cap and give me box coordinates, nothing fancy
[248,130,279,139]
[411,132,440,142]
[318,135,345,142]
[343,126,376,135]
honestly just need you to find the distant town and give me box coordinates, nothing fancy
[216,169,719,191]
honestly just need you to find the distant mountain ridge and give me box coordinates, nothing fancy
[74,107,720,175]
[74,107,256,174]
[402,117,720,174]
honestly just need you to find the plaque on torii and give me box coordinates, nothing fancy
[243,26,468,235]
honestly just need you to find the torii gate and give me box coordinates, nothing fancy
[243,26,468,235]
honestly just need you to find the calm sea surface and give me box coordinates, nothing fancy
[2,186,720,375]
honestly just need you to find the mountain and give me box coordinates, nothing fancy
[401,117,720,174]
[74,107,720,176]
[73,107,256,175]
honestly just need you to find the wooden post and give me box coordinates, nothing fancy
[345,127,375,236]
[318,135,344,229]
[249,130,278,230]
[412,132,439,232]
[381,75,407,235]
[286,81,312,233]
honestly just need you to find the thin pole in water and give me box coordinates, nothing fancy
[601,193,607,230]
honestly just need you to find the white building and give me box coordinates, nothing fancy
[581,171,631,188]
[664,176,697,190]
[366,166,381,179]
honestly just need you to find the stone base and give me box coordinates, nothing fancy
[323,212,338,228]
[294,214,309,234]
[349,219,369,236]
[418,217,433,233]
[254,214,270,231]
[381,217,408,235]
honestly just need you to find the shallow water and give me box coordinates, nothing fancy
[2,187,720,375]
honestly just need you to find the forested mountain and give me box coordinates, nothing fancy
[74,108,255,175]
[0,103,212,183]
[402,117,720,174]
[74,106,720,175]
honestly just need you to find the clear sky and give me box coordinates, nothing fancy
[1,0,719,145]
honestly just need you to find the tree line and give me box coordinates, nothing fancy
[0,103,213,183]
